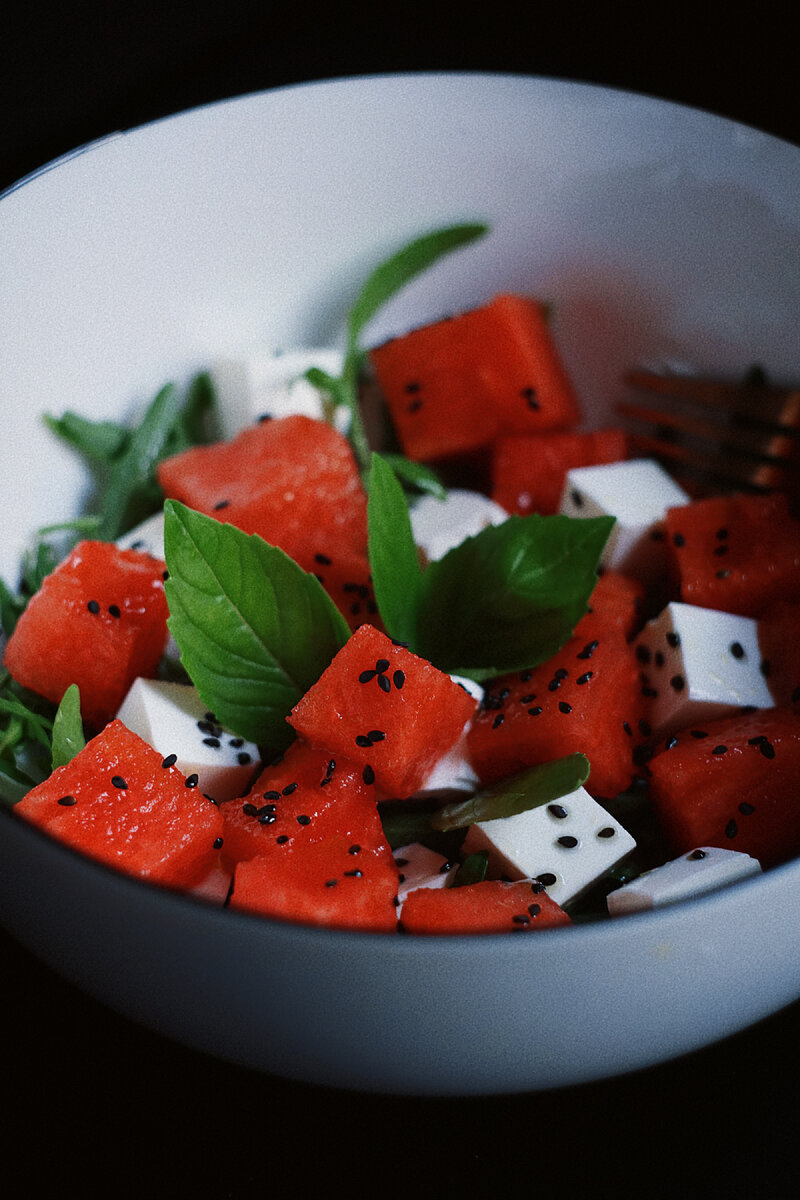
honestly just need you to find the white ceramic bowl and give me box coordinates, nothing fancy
[1,73,799,1096]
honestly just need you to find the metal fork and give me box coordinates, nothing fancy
[615,367,800,506]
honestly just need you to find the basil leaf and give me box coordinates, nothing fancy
[163,501,351,752]
[451,850,489,887]
[431,753,591,832]
[379,454,447,500]
[346,222,489,352]
[367,454,424,646]
[414,513,615,680]
[51,684,85,769]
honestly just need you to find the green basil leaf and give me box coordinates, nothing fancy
[346,222,489,351]
[51,684,85,769]
[379,454,447,500]
[431,753,591,832]
[163,501,351,752]
[367,453,424,646]
[451,850,489,887]
[44,411,130,461]
[414,513,615,680]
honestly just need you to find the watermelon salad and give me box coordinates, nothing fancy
[2,222,800,936]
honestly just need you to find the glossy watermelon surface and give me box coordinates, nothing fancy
[288,624,478,798]
[399,879,572,934]
[491,427,629,516]
[15,719,224,887]
[3,540,168,730]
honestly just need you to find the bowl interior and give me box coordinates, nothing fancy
[2,73,800,1094]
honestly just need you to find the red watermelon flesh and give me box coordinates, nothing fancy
[466,631,645,800]
[292,543,384,634]
[647,706,800,868]
[573,569,646,643]
[491,427,629,516]
[229,834,399,932]
[664,492,800,618]
[218,736,382,871]
[15,719,224,888]
[369,293,580,463]
[758,600,800,707]
[399,879,572,934]
[156,414,368,561]
[3,540,168,730]
[288,623,479,798]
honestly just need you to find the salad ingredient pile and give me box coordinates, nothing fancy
[2,222,800,935]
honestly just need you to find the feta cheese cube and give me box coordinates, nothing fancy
[393,842,458,911]
[209,346,347,438]
[606,845,761,915]
[116,510,166,560]
[116,678,261,803]
[410,489,509,562]
[461,785,637,907]
[558,458,689,581]
[635,601,773,737]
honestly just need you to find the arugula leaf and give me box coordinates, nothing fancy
[431,753,591,832]
[43,411,130,462]
[50,684,85,769]
[414,513,615,681]
[306,222,489,472]
[367,454,424,646]
[163,501,351,751]
[0,672,56,805]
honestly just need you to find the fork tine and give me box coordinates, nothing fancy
[617,369,800,502]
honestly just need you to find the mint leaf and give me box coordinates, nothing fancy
[414,513,615,680]
[51,684,85,769]
[431,753,591,832]
[367,454,424,646]
[163,501,351,752]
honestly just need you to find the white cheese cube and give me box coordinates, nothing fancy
[410,489,509,562]
[116,678,261,803]
[635,601,773,738]
[606,845,761,915]
[558,458,689,581]
[461,784,637,907]
[209,346,347,438]
[116,510,166,560]
[393,842,458,912]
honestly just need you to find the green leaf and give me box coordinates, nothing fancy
[367,454,424,646]
[308,221,489,473]
[451,850,489,887]
[414,513,615,680]
[51,684,85,769]
[163,501,351,752]
[44,411,130,462]
[379,454,447,500]
[431,753,591,832]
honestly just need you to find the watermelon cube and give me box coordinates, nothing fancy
[758,600,800,707]
[287,624,479,798]
[572,568,646,643]
[369,293,580,462]
[491,427,629,516]
[647,705,800,867]
[664,491,800,618]
[3,540,168,730]
[466,632,645,800]
[156,413,368,563]
[398,879,573,934]
[14,719,224,888]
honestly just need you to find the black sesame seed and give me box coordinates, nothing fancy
[242,802,258,816]
[666,631,681,648]
[557,835,579,848]
[536,873,557,886]
[687,849,706,860]
[522,386,539,410]
[729,642,745,659]
[570,489,584,507]
[725,819,738,838]
[405,381,421,393]
[87,599,100,613]
[623,721,633,736]
[639,719,652,737]
[558,701,572,714]
[344,869,363,878]
[108,604,121,618]
[713,544,729,556]
[738,802,755,815]
[213,499,230,510]
[349,844,362,854]
[635,645,652,664]
[393,669,405,690]
[512,914,530,925]
[530,881,546,894]
[528,706,543,716]
[597,827,616,838]
[577,640,599,659]
[690,730,709,739]
[375,658,390,672]
[57,794,77,806]
[716,568,731,579]
[672,532,685,547]
[161,754,177,768]
[520,693,537,704]
[716,527,729,540]
[378,674,391,693]
[276,835,289,844]
[315,553,332,565]
[359,669,377,683]
[282,782,298,795]
[296,814,311,826]
[367,729,386,742]
[362,765,375,786]
[665,735,679,750]
[576,672,593,685]
[262,790,281,800]
[202,737,221,748]
[759,741,776,760]
[670,674,686,691]
[213,837,223,849]
[111,775,127,789]
[492,713,505,729]
[185,773,199,787]
[547,804,568,818]
[229,737,244,748]
[325,878,338,887]
[712,745,728,756]
[528,903,541,917]
[355,734,372,748]
[237,752,252,765]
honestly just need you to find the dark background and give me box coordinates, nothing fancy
[3,5,799,1196]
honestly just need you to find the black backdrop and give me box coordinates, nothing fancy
[3,5,799,1196]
